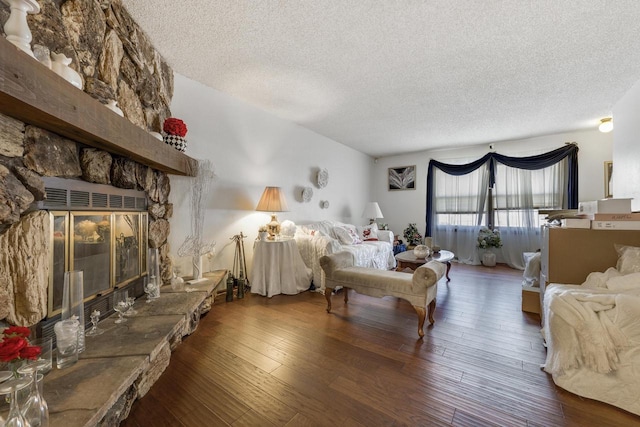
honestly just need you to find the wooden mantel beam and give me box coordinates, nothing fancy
[0,37,196,177]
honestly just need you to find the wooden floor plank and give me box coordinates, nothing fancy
[122,263,640,427]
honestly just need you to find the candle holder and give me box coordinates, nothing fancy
[1,0,40,58]
[85,310,104,336]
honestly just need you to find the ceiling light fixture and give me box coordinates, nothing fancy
[598,117,613,133]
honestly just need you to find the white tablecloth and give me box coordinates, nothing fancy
[250,239,312,297]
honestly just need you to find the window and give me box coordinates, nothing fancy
[426,145,578,268]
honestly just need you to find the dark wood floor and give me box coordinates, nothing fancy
[122,263,640,427]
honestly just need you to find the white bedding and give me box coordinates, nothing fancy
[542,272,640,415]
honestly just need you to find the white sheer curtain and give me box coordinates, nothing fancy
[493,161,566,268]
[432,164,489,265]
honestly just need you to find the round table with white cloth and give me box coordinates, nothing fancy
[250,239,312,297]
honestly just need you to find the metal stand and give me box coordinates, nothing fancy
[230,232,249,299]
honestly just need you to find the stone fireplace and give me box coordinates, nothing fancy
[0,129,173,331]
[0,0,187,331]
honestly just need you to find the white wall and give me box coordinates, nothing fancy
[612,79,640,211]
[167,74,373,276]
[372,129,613,237]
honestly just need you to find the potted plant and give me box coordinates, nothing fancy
[477,227,502,266]
[162,117,188,152]
[403,223,423,248]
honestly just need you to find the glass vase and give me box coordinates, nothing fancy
[17,364,49,427]
[147,248,161,299]
[62,270,85,353]
[0,377,31,427]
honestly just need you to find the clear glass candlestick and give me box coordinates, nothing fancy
[124,296,138,317]
[85,310,104,336]
[113,289,129,324]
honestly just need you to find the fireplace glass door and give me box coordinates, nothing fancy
[114,213,142,284]
[49,212,69,314]
[48,211,149,316]
[70,212,112,299]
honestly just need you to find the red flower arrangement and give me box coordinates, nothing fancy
[163,117,188,138]
[0,326,41,364]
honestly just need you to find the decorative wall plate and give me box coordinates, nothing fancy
[302,187,313,202]
[317,169,329,188]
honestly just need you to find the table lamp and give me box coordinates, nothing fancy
[256,186,289,240]
[362,202,384,224]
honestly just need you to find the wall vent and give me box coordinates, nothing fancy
[37,177,147,212]
[109,194,123,208]
[92,193,108,208]
[124,196,136,209]
[70,190,90,207]
[43,187,67,207]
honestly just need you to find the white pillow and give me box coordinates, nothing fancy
[280,220,296,238]
[616,244,640,274]
[356,223,379,241]
[332,226,362,245]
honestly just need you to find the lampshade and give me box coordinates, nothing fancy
[599,117,613,133]
[362,202,384,224]
[256,187,289,212]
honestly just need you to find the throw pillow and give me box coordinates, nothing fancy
[615,244,640,274]
[356,223,379,241]
[348,227,363,244]
[280,220,296,238]
[332,226,362,245]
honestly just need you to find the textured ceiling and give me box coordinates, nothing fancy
[121,1,640,157]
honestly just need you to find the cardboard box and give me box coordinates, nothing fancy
[522,286,541,314]
[578,198,632,215]
[592,220,640,230]
[562,218,591,228]
[594,213,640,221]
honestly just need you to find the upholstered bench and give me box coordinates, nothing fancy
[320,251,446,337]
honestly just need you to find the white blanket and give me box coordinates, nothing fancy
[542,274,640,415]
[544,291,627,374]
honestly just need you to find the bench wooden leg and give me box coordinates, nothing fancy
[413,306,426,338]
[427,298,436,325]
[325,288,333,313]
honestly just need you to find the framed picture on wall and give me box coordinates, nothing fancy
[604,161,613,198]
[388,165,416,191]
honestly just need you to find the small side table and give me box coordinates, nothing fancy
[250,239,312,297]
[395,249,454,282]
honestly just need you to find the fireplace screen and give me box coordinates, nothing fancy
[48,211,148,315]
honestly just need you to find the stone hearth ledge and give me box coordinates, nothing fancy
[43,270,226,427]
